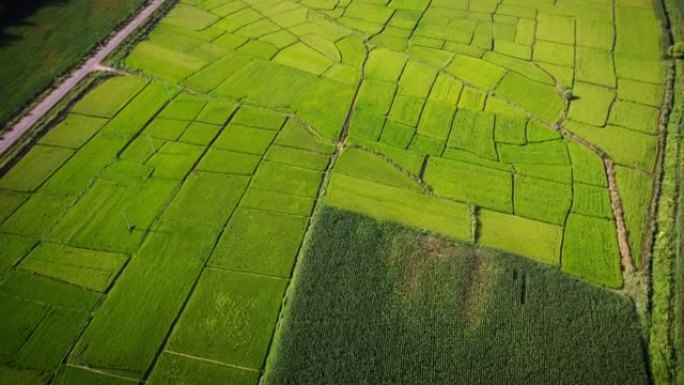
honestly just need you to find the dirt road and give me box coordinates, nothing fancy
[0,0,164,155]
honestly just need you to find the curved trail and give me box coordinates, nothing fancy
[0,0,164,155]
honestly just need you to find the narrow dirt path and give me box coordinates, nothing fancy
[0,0,164,155]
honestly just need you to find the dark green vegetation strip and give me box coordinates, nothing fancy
[649,59,682,385]
[263,208,648,385]
[0,0,147,128]
[649,0,684,383]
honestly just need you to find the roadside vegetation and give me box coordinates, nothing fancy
[0,0,147,130]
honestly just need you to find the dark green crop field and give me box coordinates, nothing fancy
[264,208,648,385]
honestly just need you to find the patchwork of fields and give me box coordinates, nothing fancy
[0,0,669,383]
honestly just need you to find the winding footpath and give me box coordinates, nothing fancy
[0,0,165,155]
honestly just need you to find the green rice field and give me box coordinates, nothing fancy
[0,0,678,383]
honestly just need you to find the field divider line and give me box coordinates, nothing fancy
[557,145,576,270]
[164,350,262,373]
[64,363,139,383]
[204,265,291,281]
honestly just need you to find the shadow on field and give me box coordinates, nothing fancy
[0,0,67,45]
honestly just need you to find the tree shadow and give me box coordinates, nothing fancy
[0,0,68,46]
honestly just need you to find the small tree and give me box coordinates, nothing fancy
[562,88,574,101]
[668,43,684,59]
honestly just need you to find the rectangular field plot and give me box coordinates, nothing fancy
[514,164,571,185]
[70,221,219,378]
[0,366,46,384]
[125,41,208,82]
[0,145,73,192]
[40,134,131,196]
[0,193,76,238]
[161,172,248,228]
[0,233,35,273]
[100,160,154,185]
[608,100,659,134]
[98,81,178,137]
[448,109,497,160]
[47,179,178,253]
[264,145,330,171]
[617,78,664,107]
[167,269,288,369]
[196,99,239,125]
[179,122,223,145]
[616,166,654,268]
[0,295,90,372]
[147,143,205,180]
[242,188,315,216]
[567,140,607,186]
[210,208,308,277]
[497,140,570,165]
[71,76,149,118]
[566,120,657,171]
[513,175,572,225]
[197,148,261,175]
[232,107,287,130]
[19,243,127,292]
[536,14,574,45]
[348,137,425,175]
[214,125,277,154]
[575,47,616,88]
[572,183,613,219]
[479,209,562,266]
[526,120,561,142]
[274,120,336,154]
[561,214,623,288]
[495,72,564,123]
[446,55,506,90]
[148,352,259,385]
[417,101,454,141]
[335,147,421,191]
[39,114,108,149]
[251,161,323,198]
[567,82,615,126]
[325,173,471,241]
[159,93,208,121]
[0,190,29,224]
[494,114,527,144]
[0,270,102,311]
[143,118,190,141]
[423,157,512,213]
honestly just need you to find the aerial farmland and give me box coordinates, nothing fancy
[0,0,682,383]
